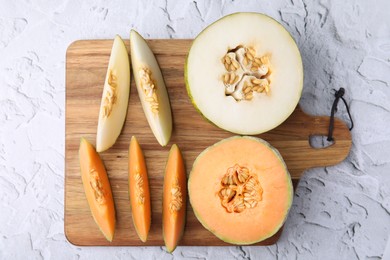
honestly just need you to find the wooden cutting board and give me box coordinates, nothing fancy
[65,39,352,246]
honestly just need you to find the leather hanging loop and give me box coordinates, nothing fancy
[327,88,354,141]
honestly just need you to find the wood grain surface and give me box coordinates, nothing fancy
[65,39,352,246]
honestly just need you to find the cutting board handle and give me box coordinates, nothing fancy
[300,111,352,175]
[271,107,352,179]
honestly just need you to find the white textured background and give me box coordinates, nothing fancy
[1,0,390,259]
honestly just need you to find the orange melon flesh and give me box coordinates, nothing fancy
[163,144,187,253]
[188,136,293,245]
[128,136,151,242]
[79,138,116,242]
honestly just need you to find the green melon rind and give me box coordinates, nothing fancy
[184,12,304,135]
[188,136,293,245]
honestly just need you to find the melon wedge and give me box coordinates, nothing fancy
[188,136,293,245]
[185,12,303,135]
[128,136,151,242]
[130,30,172,146]
[163,144,186,253]
[96,35,131,152]
[79,138,116,241]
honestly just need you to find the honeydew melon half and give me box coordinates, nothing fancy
[130,30,172,146]
[185,12,303,135]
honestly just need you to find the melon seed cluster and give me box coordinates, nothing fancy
[139,67,159,114]
[169,178,183,213]
[221,46,271,101]
[218,164,263,213]
[89,169,106,205]
[134,172,145,204]
[102,69,118,118]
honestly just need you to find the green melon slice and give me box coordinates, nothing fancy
[96,35,131,152]
[130,30,172,146]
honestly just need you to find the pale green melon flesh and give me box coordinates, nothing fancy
[185,12,303,135]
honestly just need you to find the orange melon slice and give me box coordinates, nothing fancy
[162,144,187,253]
[128,136,151,242]
[188,136,293,245]
[79,138,116,241]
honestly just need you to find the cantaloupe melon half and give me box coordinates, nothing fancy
[185,12,303,135]
[188,136,293,245]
